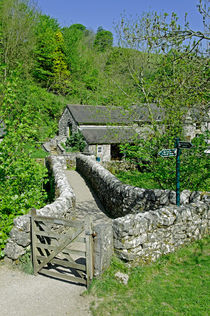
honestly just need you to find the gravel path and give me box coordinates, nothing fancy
[0,263,91,316]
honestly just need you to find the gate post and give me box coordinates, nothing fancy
[85,218,93,287]
[31,208,38,275]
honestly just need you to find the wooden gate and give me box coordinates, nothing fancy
[31,209,93,287]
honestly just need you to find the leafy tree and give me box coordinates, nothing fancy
[116,0,209,190]
[94,27,113,51]
[120,133,209,191]
[0,0,37,80]
[50,31,71,94]
[33,14,59,83]
[33,14,70,93]
[62,23,87,75]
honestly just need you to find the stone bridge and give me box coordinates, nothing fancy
[4,154,210,271]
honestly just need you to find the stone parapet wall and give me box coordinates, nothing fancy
[4,156,76,260]
[76,154,208,218]
[113,202,209,262]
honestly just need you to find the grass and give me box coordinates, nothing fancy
[17,250,33,274]
[24,143,49,159]
[88,237,210,316]
[115,170,160,189]
[30,147,49,159]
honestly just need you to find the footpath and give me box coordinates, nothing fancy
[0,170,109,316]
[64,170,111,224]
[0,263,91,316]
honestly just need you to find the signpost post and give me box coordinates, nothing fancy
[175,138,181,206]
[158,138,192,206]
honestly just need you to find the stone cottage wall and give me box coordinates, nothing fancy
[76,154,208,218]
[59,107,78,136]
[113,202,209,262]
[4,156,76,260]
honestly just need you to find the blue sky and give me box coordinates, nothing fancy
[36,0,204,35]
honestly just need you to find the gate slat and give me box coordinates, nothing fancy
[35,231,86,243]
[34,216,83,228]
[40,269,87,285]
[36,256,86,271]
[52,258,86,271]
[36,244,86,256]
[63,249,86,256]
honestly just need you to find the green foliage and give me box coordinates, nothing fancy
[62,23,87,76]
[0,0,37,79]
[0,71,48,258]
[18,249,33,274]
[115,5,209,193]
[50,31,71,94]
[33,14,60,83]
[120,133,209,191]
[89,237,210,316]
[33,14,71,94]
[94,27,113,52]
[65,131,86,152]
[115,171,160,189]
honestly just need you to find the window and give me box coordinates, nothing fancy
[97,146,103,154]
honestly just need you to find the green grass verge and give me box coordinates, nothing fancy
[89,237,210,316]
[30,147,49,159]
[115,170,160,189]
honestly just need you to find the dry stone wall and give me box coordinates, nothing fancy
[76,154,208,218]
[76,154,209,262]
[4,156,76,260]
[4,153,209,267]
[113,202,209,262]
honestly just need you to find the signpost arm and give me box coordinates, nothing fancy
[175,138,180,206]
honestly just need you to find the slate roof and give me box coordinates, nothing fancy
[185,106,210,122]
[79,126,137,144]
[67,104,165,125]
[0,119,6,138]
[67,105,133,125]
[130,104,164,121]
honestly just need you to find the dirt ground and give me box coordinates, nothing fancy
[0,263,92,316]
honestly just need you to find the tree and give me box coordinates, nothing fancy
[0,0,37,80]
[62,23,87,75]
[50,31,71,94]
[94,27,113,52]
[33,14,70,93]
[33,14,59,84]
[116,0,209,131]
[116,0,209,190]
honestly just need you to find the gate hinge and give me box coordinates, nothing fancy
[85,231,97,238]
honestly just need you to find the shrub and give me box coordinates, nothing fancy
[65,131,86,152]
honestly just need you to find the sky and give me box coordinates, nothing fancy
[36,0,205,36]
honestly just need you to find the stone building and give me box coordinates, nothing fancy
[59,104,209,161]
[59,104,137,161]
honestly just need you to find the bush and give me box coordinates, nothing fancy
[65,131,86,152]
[120,133,209,191]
